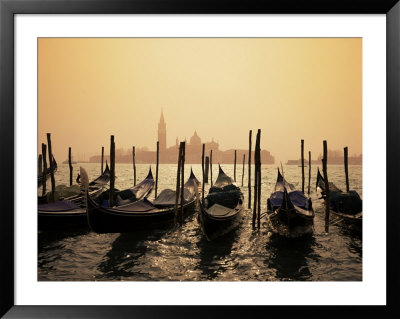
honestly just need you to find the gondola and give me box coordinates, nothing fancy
[316,168,362,230]
[38,165,152,230]
[198,165,244,240]
[38,157,58,187]
[266,169,314,237]
[86,168,200,233]
[38,162,111,205]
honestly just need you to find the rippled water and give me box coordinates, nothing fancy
[38,163,362,281]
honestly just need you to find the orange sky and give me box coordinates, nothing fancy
[38,38,362,163]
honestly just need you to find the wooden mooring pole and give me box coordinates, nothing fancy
[308,151,311,195]
[38,155,43,176]
[204,156,209,183]
[322,140,330,233]
[109,135,115,208]
[174,142,183,225]
[202,143,205,205]
[132,146,136,186]
[252,130,260,228]
[210,150,213,187]
[257,130,261,229]
[155,141,159,198]
[46,133,56,202]
[68,147,73,186]
[101,146,104,175]
[180,142,186,226]
[234,150,237,182]
[41,143,47,196]
[241,154,245,187]
[301,139,305,194]
[344,146,349,192]
[248,130,252,209]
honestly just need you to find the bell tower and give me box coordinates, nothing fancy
[158,110,167,151]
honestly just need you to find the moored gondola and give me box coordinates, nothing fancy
[198,165,244,240]
[38,165,152,230]
[38,163,111,205]
[316,168,362,231]
[266,169,314,237]
[86,168,200,233]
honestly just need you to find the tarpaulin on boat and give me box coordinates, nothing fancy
[269,190,308,209]
[330,190,362,214]
[207,203,238,218]
[153,188,193,207]
[38,200,81,212]
[207,184,242,209]
[96,171,154,207]
[112,198,157,212]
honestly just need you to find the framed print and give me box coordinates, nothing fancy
[1,0,399,318]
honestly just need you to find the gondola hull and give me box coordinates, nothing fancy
[86,197,197,233]
[37,165,153,231]
[198,165,244,240]
[198,202,243,240]
[38,210,87,230]
[38,187,105,230]
[316,168,362,233]
[266,170,314,238]
[86,168,200,233]
[268,206,314,238]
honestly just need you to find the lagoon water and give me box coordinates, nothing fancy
[38,163,362,281]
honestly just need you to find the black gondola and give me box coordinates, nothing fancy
[38,162,111,205]
[316,168,362,230]
[38,157,58,187]
[86,168,200,233]
[38,164,153,230]
[267,169,314,237]
[198,165,244,240]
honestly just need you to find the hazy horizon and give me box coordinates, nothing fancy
[38,38,362,163]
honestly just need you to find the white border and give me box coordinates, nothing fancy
[15,15,386,305]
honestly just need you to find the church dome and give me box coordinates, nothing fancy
[190,131,201,145]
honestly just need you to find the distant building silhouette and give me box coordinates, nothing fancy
[286,150,362,165]
[158,110,167,152]
[90,110,275,164]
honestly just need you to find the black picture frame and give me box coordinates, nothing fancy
[1,0,399,318]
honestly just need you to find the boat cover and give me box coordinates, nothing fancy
[38,200,81,212]
[207,184,242,209]
[96,169,154,207]
[207,204,238,218]
[111,198,157,213]
[269,190,308,209]
[330,190,362,214]
[153,188,193,207]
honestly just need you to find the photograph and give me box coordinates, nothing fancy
[37,37,362,282]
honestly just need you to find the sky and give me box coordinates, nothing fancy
[38,38,362,163]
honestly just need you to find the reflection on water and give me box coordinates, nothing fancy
[266,234,316,281]
[97,230,167,280]
[38,163,362,281]
[196,227,239,280]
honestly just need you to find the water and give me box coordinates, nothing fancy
[38,163,362,281]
